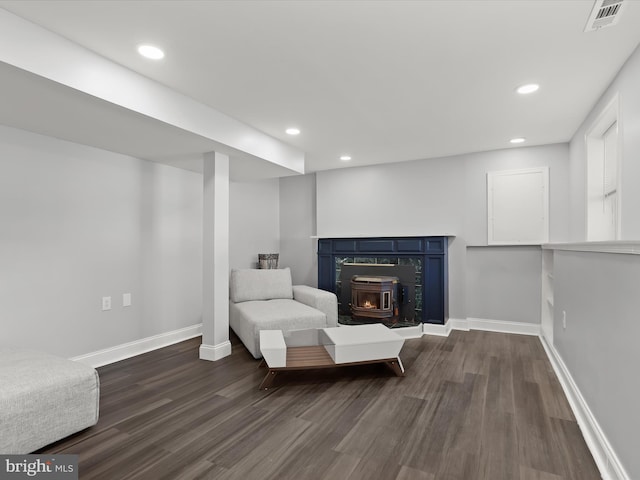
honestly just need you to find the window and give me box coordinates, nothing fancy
[586,95,620,241]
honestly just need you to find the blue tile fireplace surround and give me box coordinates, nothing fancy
[317,237,448,327]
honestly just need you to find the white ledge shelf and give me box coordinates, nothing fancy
[466,243,542,247]
[542,241,640,255]
[311,234,457,239]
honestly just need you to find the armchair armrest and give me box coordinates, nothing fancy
[292,285,338,327]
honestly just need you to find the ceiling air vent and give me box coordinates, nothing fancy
[584,0,625,31]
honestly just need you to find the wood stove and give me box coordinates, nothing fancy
[350,275,399,323]
[318,236,448,326]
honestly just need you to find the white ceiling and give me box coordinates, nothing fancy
[1,0,640,176]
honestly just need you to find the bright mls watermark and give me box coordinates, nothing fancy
[0,456,77,479]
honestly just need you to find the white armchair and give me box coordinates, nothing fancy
[229,268,338,358]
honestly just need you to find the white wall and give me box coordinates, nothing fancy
[461,145,569,324]
[463,144,570,245]
[229,178,280,270]
[309,144,569,322]
[553,250,640,479]
[569,44,640,241]
[279,174,317,286]
[316,156,465,238]
[551,43,640,480]
[466,246,541,323]
[0,125,284,359]
[315,144,569,243]
[0,126,203,358]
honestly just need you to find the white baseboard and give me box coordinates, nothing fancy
[540,336,629,480]
[465,317,541,336]
[71,323,202,368]
[392,325,423,339]
[421,318,539,338]
[199,340,232,361]
[421,321,452,337]
[448,317,469,331]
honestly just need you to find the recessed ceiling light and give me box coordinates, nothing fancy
[137,44,165,60]
[510,137,526,144]
[285,128,300,135]
[516,83,539,94]
[340,155,352,161]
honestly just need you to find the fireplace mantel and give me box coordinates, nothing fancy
[317,236,448,325]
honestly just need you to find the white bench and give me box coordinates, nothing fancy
[258,324,405,389]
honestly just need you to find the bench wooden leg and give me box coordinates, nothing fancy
[386,357,405,377]
[259,369,278,390]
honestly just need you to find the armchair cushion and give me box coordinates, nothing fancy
[229,268,293,303]
[230,299,327,358]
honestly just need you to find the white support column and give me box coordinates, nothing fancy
[200,151,232,361]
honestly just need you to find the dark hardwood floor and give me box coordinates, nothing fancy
[40,330,600,480]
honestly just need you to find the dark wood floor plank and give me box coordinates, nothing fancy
[36,331,600,480]
[530,358,575,421]
[433,450,479,480]
[396,464,436,480]
[513,362,565,476]
[347,456,402,480]
[478,411,519,480]
[319,452,361,480]
[520,465,565,480]
[474,355,519,480]
[262,426,345,480]
[548,416,601,480]
[80,436,168,480]
[210,418,314,480]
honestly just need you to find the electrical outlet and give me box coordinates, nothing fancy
[123,293,132,307]
[562,310,567,329]
[102,296,112,311]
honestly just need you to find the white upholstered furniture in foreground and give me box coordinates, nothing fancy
[229,267,338,358]
[0,348,99,454]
